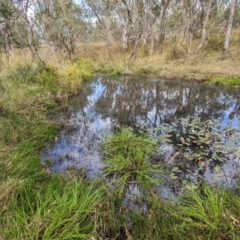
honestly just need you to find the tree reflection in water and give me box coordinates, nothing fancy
[42,76,240,183]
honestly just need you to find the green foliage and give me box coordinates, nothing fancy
[0,1,14,19]
[208,76,240,86]
[155,117,240,183]
[163,185,240,239]
[136,67,150,75]
[166,36,185,60]
[1,176,104,239]
[7,63,40,83]
[36,65,59,93]
[5,63,60,93]
[111,67,121,76]
[102,129,162,196]
[64,59,95,82]
[206,32,224,51]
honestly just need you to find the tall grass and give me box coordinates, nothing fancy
[1,177,104,239]
[161,185,240,239]
[1,43,240,239]
[0,57,98,239]
[102,129,163,197]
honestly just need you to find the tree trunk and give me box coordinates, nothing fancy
[194,0,212,54]
[129,29,142,59]
[223,0,237,53]
[159,0,171,54]
[184,0,197,54]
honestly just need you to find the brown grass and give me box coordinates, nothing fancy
[2,31,240,81]
[73,36,240,80]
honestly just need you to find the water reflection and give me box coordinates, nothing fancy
[42,76,240,181]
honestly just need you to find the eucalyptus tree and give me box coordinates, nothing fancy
[194,0,213,54]
[0,0,19,54]
[36,0,86,61]
[223,0,238,53]
[158,0,171,54]
[85,0,115,58]
[15,0,45,63]
[182,0,198,53]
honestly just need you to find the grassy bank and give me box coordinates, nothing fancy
[0,42,240,239]
[71,33,240,86]
[0,59,102,239]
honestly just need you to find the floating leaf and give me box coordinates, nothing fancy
[171,167,179,172]
[214,165,220,173]
[186,184,198,190]
[170,173,178,179]
[182,180,187,185]
[200,161,206,167]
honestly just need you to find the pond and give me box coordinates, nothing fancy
[42,75,240,194]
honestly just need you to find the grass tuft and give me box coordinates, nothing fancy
[208,76,240,86]
[102,129,163,196]
[1,177,104,239]
[162,185,240,239]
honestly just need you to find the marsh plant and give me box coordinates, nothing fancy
[2,176,104,239]
[102,129,163,197]
[152,117,240,187]
[162,184,240,239]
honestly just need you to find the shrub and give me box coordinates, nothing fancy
[7,63,39,83]
[111,67,121,76]
[206,32,224,51]
[166,36,185,60]
[36,65,59,93]
[64,59,95,82]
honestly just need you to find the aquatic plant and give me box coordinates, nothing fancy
[162,185,240,239]
[102,129,163,197]
[153,117,240,186]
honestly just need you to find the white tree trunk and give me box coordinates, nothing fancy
[159,0,171,54]
[223,0,237,53]
[194,0,212,54]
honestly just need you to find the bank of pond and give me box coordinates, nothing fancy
[1,75,240,239]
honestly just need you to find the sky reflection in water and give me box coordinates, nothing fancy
[42,76,240,186]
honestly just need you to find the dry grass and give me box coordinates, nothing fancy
[73,35,240,81]
[1,33,240,84]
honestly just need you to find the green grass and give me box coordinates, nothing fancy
[0,59,100,239]
[102,129,163,197]
[1,58,240,239]
[160,185,240,239]
[208,77,240,86]
[1,176,104,239]
[111,67,122,76]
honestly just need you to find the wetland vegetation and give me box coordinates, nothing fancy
[1,0,240,239]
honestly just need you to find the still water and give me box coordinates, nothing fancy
[42,75,240,190]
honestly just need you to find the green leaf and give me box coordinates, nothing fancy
[171,167,179,172]
[214,165,220,173]
[186,184,198,190]
[180,137,185,143]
